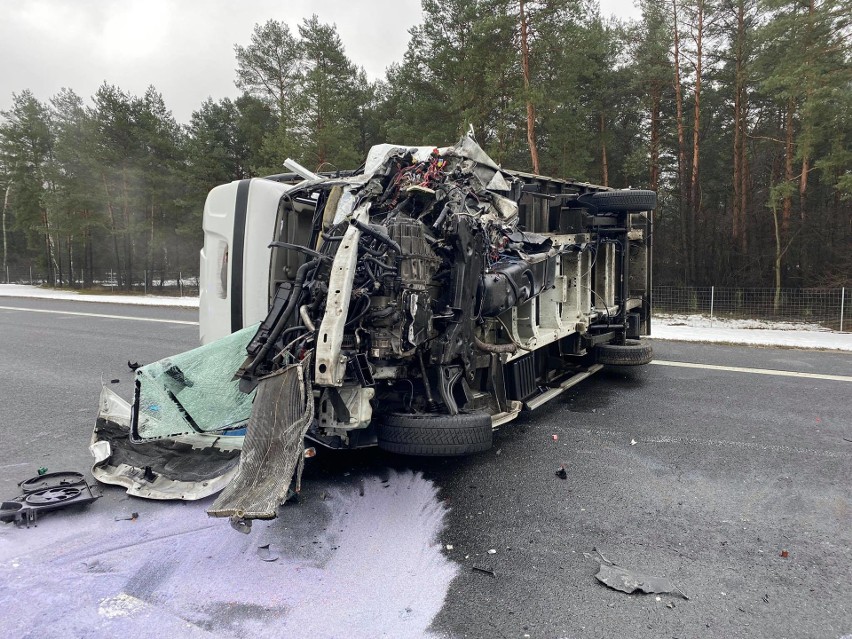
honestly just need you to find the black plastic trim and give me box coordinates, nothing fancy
[231,179,251,333]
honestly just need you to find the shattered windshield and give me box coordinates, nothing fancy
[131,324,259,440]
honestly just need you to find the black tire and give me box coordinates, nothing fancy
[595,339,654,366]
[588,189,656,212]
[376,411,493,457]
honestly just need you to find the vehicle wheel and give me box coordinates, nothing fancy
[595,339,654,366]
[588,189,656,212]
[376,411,493,457]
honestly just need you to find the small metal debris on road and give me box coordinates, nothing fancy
[555,465,568,479]
[257,544,279,562]
[762,594,770,603]
[666,601,676,609]
[114,512,139,522]
[593,550,689,600]
[780,549,789,558]
[592,546,613,565]
[472,565,496,577]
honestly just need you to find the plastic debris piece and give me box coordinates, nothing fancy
[230,517,252,534]
[630,439,637,446]
[592,547,612,565]
[780,549,789,558]
[472,565,496,577]
[446,544,454,550]
[667,601,676,609]
[110,379,120,384]
[552,434,559,441]
[487,548,497,554]
[555,465,568,479]
[37,467,48,476]
[114,512,139,522]
[128,361,140,371]
[595,562,689,600]
[257,544,279,562]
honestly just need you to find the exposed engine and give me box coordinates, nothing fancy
[232,136,653,450]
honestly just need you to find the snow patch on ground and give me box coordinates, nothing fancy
[0,284,199,308]
[0,470,456,639]
[652,313,852,351]
[4,284,850,351]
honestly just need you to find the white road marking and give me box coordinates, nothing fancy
[571,427,851,459]
[651,359,852,382]
[0,305,198,326]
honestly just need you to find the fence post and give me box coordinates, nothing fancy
[841,287,846,333]
[4,265,8,284]
[29,266,32,286]
[144,270,147,296]
[710,286,715,327]
[179,271,183,298]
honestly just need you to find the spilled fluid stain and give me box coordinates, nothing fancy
[0,470,457,639]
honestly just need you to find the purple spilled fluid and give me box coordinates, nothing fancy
[0,470,458,639]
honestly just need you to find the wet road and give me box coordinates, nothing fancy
[1,298,850,638]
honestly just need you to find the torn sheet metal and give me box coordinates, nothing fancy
[91,386,243,500]
[595,561,690,599]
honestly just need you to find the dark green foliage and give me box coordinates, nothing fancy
[1,0,849,288]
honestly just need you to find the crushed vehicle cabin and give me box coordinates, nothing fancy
[91,135,655,528]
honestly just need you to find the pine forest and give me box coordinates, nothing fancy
[1,0,850,290]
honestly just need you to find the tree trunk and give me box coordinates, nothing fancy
[149,201,156,289]
[771,201,782,312]
[56,235,63,286]
[732,0,744,249]
[121,168,133,290]
[41,209,58,286]
[799,0,814,220]
[783,98,794,235]
[649,83,661,191]
[67,234,74,288]
[519,0,541,174]
[600,112,609,186]
[672,0,690,282]
[689,0,704,279]
[1,178,11,282]
[86,220,94,288]
[101,172,122,284]
[740,115,750,254]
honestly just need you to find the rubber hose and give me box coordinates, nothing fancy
[248,258,320,370]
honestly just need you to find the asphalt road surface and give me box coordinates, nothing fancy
[0,297,850,639]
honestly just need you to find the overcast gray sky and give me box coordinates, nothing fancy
[0,0,642,124]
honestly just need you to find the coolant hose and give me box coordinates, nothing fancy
[350,219,402,255]
[473,335,517,354]
[248,258,320,371]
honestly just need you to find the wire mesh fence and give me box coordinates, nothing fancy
[2,266,199,297]
[654,286,849,332]
[3,266,848,333]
